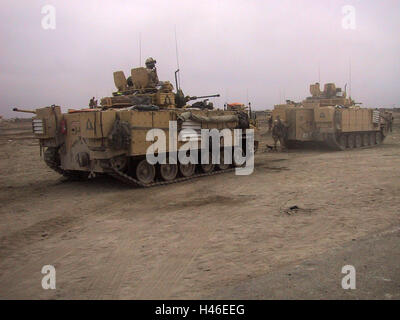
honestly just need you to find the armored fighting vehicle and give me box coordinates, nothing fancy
[13,62,256,187]
[272,83,392,150]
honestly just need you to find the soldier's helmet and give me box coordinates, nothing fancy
[145,57,156,68]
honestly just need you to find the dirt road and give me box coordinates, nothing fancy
[0,118,399,299]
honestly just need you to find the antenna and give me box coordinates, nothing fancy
[246,88,252,118]
[318,62,321,83]
[249,101,252,119]
[174,69,180,91]
[225,88,229,109]
[139,33,142,66]
[174,25,181,89]
[349,57,352,98]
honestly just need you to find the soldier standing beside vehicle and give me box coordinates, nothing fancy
[383,111,393,133]
[268,115,273,132]
[272,117,287,150]
[389,113,394,132]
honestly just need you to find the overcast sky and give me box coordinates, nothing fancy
[1,0,399,117]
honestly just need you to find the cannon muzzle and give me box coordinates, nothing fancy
[13,108,36,114]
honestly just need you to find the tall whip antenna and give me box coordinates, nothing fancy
[318,62,321,83]
[174,25,181,89]
[225,88,228,110]
[349,57,352,98]
[139,32,142,66]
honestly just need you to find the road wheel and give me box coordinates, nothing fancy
[200,154,215,173]
[110,156,128,172]
[136,159,155,184]
[159,163,178,181]
[376,132,382,144]
[362,133,370,146]
[254,141,259,153]
[217,149,230,170]
[179,163,196,177]
[355,134,362,148]
[338,134,347,149]
[233,148,246,167]
[370,133,376,145]
[347,134,355,148]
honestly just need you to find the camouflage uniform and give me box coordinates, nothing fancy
[272,118,287,149]
[89,97,96,108]
[383,112,393,133]
[145,57,159,87]
[389,115,394,132]
[268,116,273,132]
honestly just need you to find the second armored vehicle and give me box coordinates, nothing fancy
[272,83,392,150]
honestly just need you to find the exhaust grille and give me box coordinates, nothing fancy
[180,120,201,142]
[32,119,45,134]
[372,110,380,124]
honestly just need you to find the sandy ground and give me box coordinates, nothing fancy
[0,116,399,299]
[213,226,400,299]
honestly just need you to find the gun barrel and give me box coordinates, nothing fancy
[12,108,36,114]
[196,94,220,99]
[188,94,220,101]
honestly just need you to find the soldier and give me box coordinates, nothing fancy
[126,76,133,87]
[145,57,160,87]
[272,117,287,150]
[383,111,393,133]
[391,115,394,132]
[389,113,394,132]
[89,97,95,108]
[268,115,273,132]
[89,97,98,108]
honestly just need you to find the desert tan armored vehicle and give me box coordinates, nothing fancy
[13,63,256,187]
[272,83,392,150]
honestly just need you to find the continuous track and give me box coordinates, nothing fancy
[44,147,88,180]
[326,132,386,151]
[44,147,241,187]
[108,165,236,188]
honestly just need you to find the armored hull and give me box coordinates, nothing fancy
[272,83,392,150]
[16,63,256,187]
[33,107,252,187]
